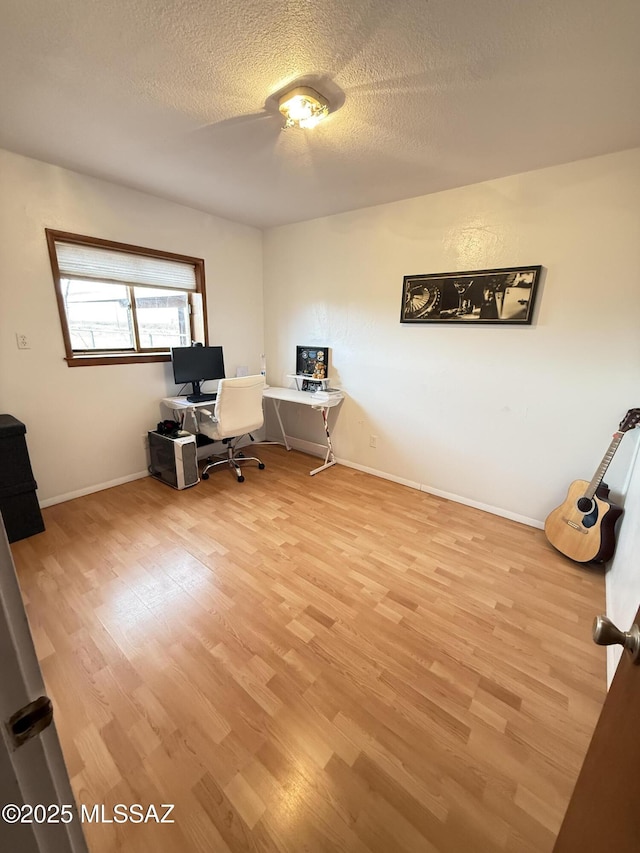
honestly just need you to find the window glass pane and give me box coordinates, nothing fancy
[63,279,134,351]
[134,287,190,349]
[190,291,205,343]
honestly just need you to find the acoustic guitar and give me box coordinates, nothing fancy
[544,408,640,563]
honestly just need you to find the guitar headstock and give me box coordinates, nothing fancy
[619,408,640,432]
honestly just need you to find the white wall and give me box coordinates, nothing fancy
[263,148,640,524]
[605,436,640,683]
[0,148,263,504]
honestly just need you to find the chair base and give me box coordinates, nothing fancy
[201,440,265,483]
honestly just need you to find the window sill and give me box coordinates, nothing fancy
[65,353,172,367]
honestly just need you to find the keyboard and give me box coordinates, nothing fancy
[186,392,217,403]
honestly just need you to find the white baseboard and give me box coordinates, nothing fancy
[272,435,328,458]
[269,438,421,492]
[419,484,544,529]
[336,458,543,529]
[40,443,544,532]
[39,470,149,508]
[41,428,271,508]
[267,435,543,530]
[335,457,422,491]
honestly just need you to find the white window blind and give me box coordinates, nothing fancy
[54,242,197,291]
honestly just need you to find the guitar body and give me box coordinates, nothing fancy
[545,479,623,563]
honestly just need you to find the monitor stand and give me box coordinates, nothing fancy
[186,381,217,404]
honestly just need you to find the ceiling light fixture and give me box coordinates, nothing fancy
[278,86,329,129]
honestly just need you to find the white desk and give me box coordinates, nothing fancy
[263,387,344,476]
[161,397,219,460]
[163,396,216,411]
[163,388,344,476]
[162,395,215,434]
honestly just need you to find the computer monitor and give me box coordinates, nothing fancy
[171,345,225,399]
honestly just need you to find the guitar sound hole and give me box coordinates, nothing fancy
[577,496,595,514]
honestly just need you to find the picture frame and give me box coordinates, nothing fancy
[400,265,542,325]
[296,346,329,379]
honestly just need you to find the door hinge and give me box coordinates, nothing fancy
[6,696,54,748]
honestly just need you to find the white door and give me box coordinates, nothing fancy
[0,521,88,853]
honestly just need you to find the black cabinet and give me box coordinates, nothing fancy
[0,415,45,542]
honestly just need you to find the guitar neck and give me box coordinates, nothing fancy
[586,432,624,498]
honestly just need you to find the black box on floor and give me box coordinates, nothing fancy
[0,486,45,543]
[0,415,45,542]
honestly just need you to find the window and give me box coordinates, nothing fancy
[45,230,207,366]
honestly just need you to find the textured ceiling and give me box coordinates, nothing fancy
[1,0,639,228]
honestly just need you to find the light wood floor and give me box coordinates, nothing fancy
[12,446,606,853]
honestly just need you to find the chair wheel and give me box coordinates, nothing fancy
[258,463,265,469]
[201,472,209,480]
[237,475,245,483]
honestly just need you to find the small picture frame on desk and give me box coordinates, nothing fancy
[296,346,329,380]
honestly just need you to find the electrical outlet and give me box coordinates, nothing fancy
[369,434,377,448]
[16,333,30,350]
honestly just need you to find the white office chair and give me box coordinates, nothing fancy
[197,374,266,483]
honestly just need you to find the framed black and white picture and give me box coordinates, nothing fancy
[400,265,542,325]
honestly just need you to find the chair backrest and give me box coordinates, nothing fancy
[213,374,265,439]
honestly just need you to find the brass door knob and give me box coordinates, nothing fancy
[592,615,640,663]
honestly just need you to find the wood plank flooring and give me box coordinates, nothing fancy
[11,446,606,852]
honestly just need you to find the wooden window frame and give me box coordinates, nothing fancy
[45,229,208,367]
